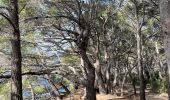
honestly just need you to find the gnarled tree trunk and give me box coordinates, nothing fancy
[79,38,96,100]
[80,51,96,100]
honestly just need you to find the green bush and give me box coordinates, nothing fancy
[151,78,167,93]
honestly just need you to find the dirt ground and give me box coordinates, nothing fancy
[72,93,168,100]
[96,93,168,100]
[70,88,168,100]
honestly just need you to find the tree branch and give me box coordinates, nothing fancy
[0,12,16,31]
[0,68,67,79]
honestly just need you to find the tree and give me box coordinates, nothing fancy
[9,0,22,99]
[3,0,23,99]
[44,0,99,99]
[159,0,170,99]
[134,1,146,99]
[0,0,168,99]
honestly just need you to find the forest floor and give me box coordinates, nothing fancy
[66,87,168,100]
[95,93,168,100]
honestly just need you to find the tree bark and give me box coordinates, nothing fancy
[94,37,106,94]
[155,42,163,79]
[9,0,22,100]
[121,72,128,96]
[94,26,106,94]
[165,35,170,100]
[94,59,106,94]
[129,73,136,95]
[80,53,96,100]
[159,1,170,99]
[137,25,145,100]
[133,0,146,99]
[112,68,118,94]
[79,41,96,100]
[104,45,111,94]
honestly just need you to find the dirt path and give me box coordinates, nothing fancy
[96,93,168,100]
[71,93,167,100]
[71,89,168,100]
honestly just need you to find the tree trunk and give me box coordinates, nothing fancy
[82,84,96,100]
[155,42,163,79]
[137,28,145,100]
[165,35,170,100]
[159,1,170,99]
[81,57,96,100]
[79,46,96,100]
[95,59,106,94]
[121,72,128,96]
[9,0,22,100]
[104,45,111,94]
[112,68,118,94]
[106,68,111,94]
[94,34,106,94]
[129,73,136,95]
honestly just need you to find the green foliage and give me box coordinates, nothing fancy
[0,0,166,97]
[61,54,80,66]
[21,6,36,17]
[33,85,46,94]
[151,78,167,93]
[0,35,8,42]
[0,0,9,5]
[68,83,74,93]
[50,74,61,82]
[48,6,58,15]
[22,78,30,88]
[0,82,10,95]
[51,75,70,84]
[0,18,8,26]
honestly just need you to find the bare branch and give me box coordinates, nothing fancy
[19,3,27,14]
[0,12,16,31]
[0,68,68,79]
